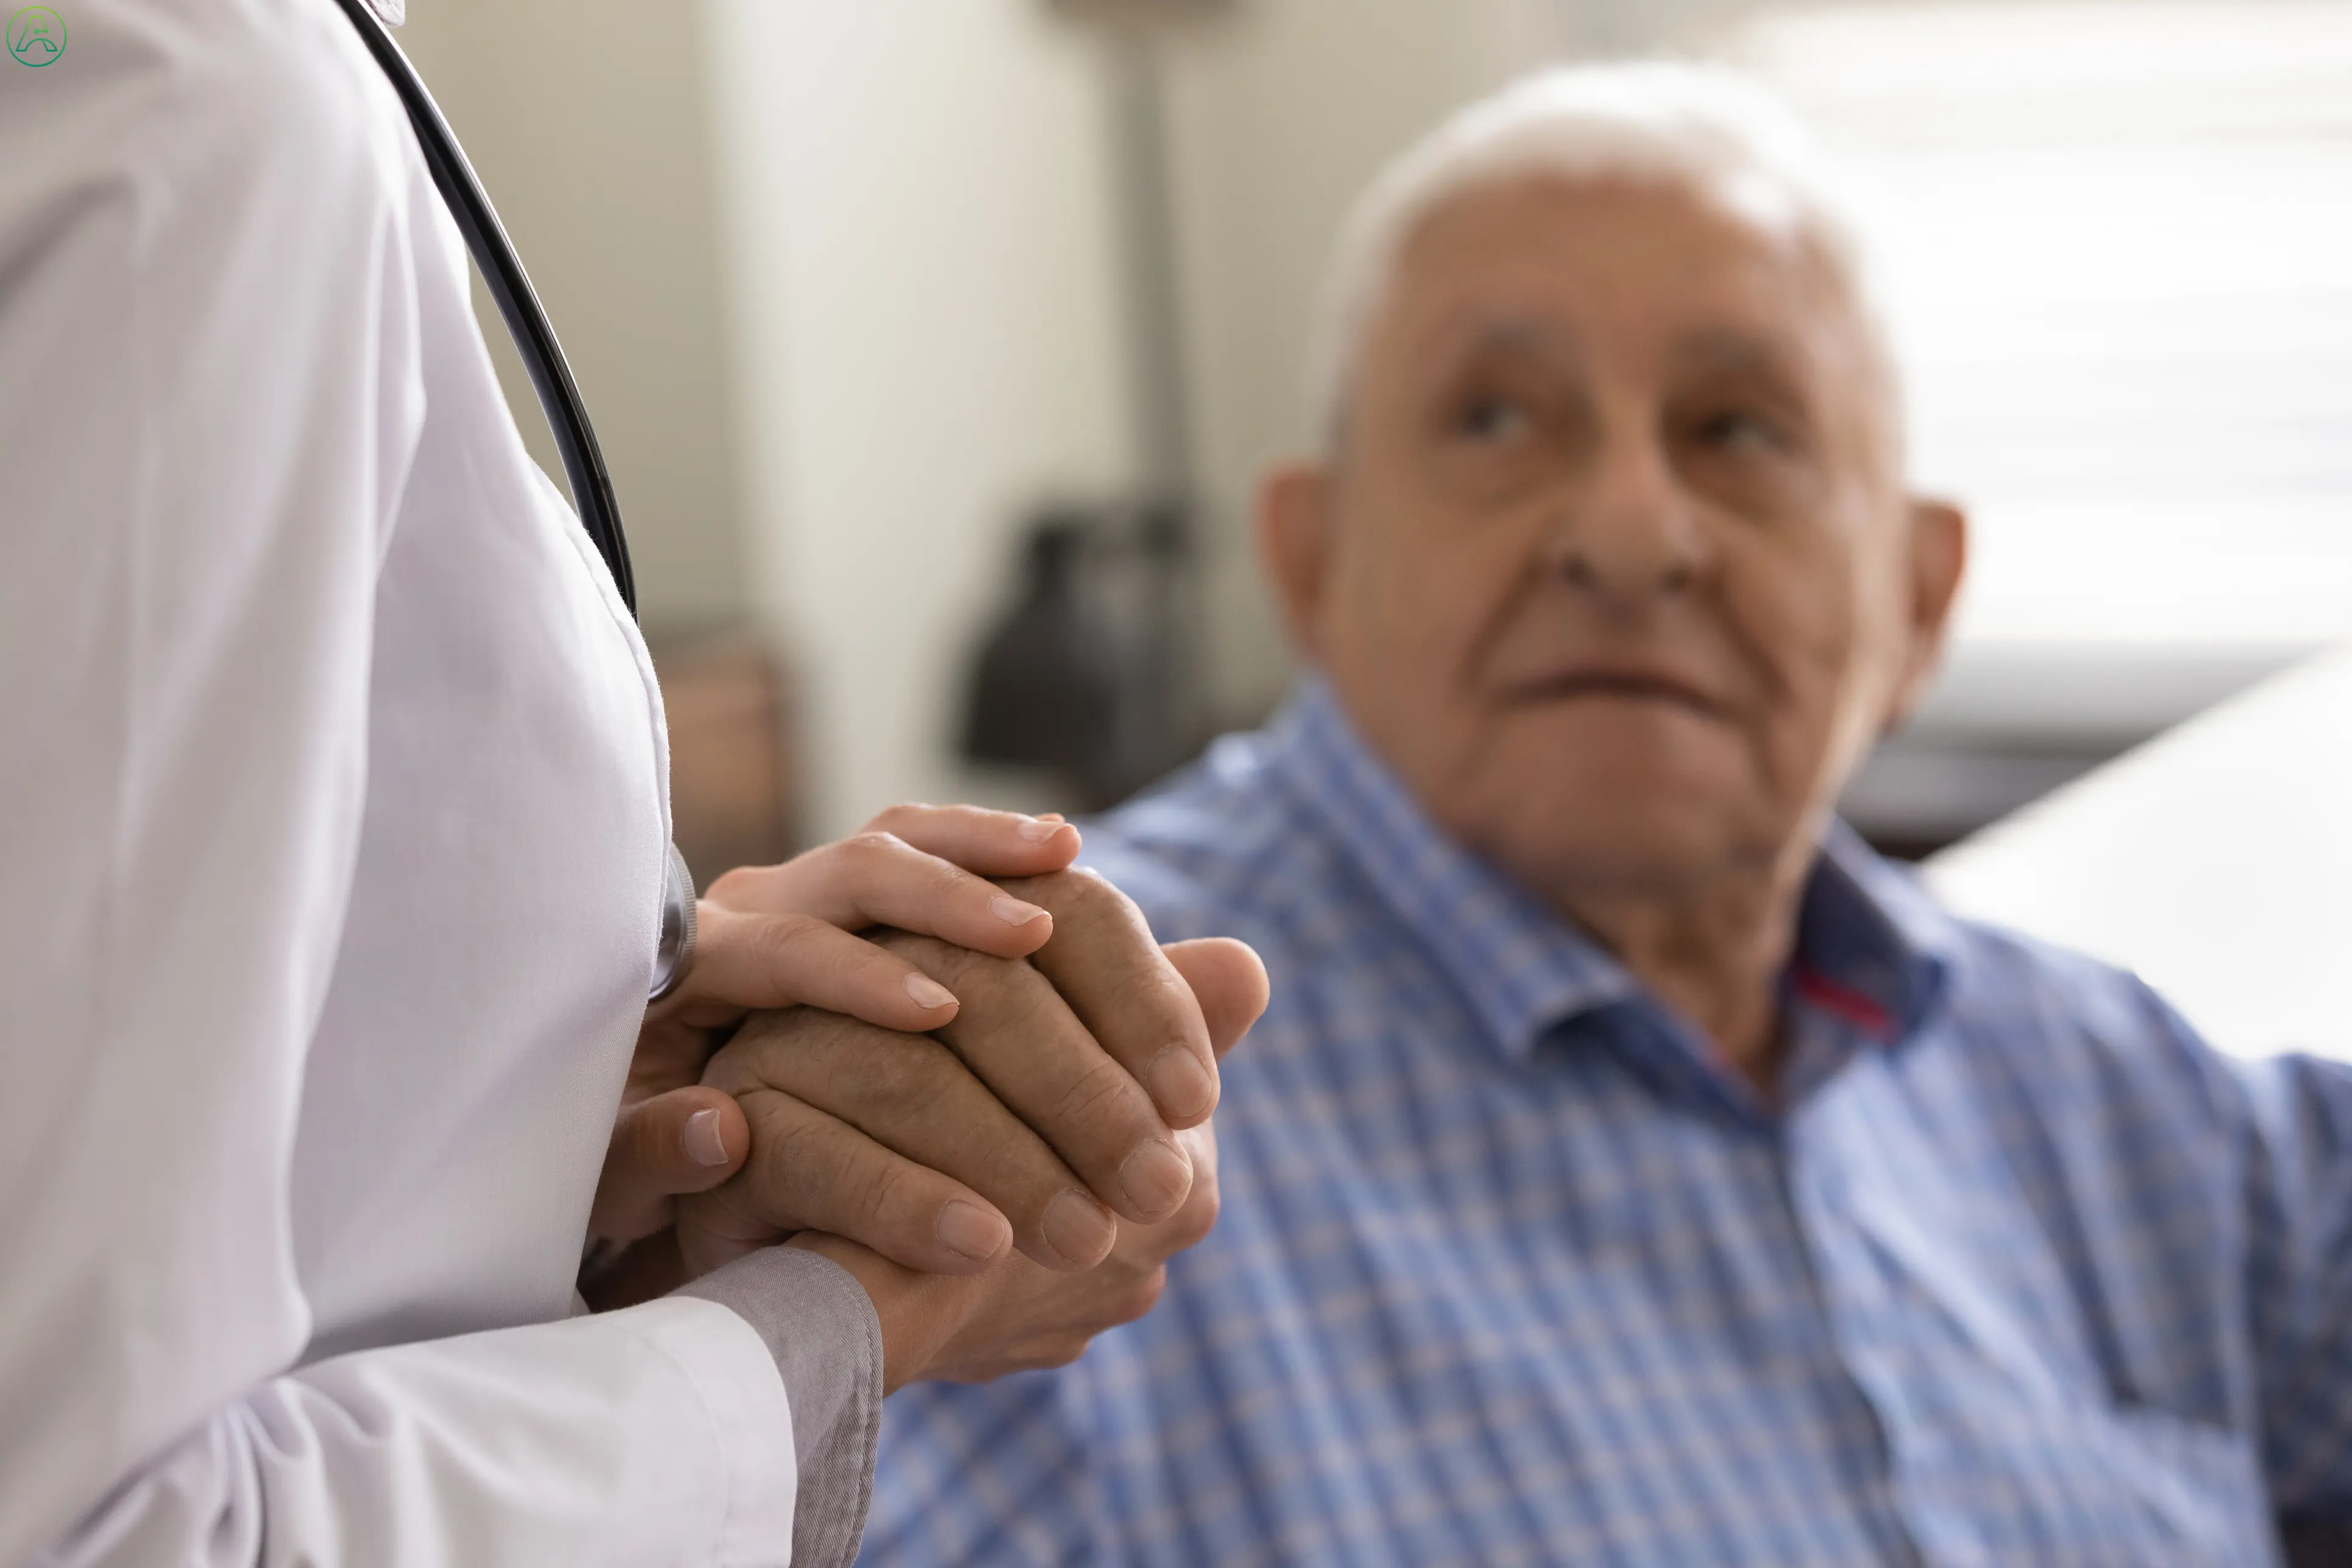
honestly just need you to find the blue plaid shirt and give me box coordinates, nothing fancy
[863,681,2352,1566]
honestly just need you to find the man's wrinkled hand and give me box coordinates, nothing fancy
[677,873,1267,1279]
[789,1110,1233,1393]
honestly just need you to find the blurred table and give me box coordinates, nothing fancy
[1928,645,2352,1062]
[649,628,799,889]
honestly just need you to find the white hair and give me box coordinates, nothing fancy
[1305,60,1893,447]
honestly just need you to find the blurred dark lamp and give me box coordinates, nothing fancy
[961,511,1124,785]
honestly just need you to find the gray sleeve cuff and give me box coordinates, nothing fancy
[674,1246,883,1568]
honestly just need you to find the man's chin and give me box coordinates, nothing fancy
[1487,823,1755,905]
[1450,762,1776,906]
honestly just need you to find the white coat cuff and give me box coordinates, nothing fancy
[619,1295,802,1563]
[676,1248,885,1568]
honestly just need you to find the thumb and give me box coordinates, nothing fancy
[590,1086,750,1244]
[1161,938,1270,1063]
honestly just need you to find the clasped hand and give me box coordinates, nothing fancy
[585,805,1266,1391]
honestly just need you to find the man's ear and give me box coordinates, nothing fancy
[1256,461,1337,662]
[1884,496,1967,732]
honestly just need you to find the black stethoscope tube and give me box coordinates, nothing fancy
[327,0,699,999]
[329,0,639,618]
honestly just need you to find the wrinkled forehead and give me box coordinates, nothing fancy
[1387,176,1865,384]
[1337,173,1902,466]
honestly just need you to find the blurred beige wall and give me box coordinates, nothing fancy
[399,0,750,635]
[704,0,1139,837]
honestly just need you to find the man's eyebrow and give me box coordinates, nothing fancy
[1426,312,1586,369]
[1669,327,1808,379]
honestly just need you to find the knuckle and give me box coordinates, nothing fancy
[700,1115,804,1227]
[849,1038,959,1119]
[872,926,962,973]
[1135,1267,1169,1315]
[717,1009,864,1095]
[1046,1057,1150,1142]
[757,1108,836,1193]
[996,867,1086,920]
[856,1157,922,1233]
[842,830,906,861]
[866,926,922,961]
[844,1039,922,1105]
[1083,870,1147,929]
[824,937,890,1004]
[1044,866,1116,920]
[928,852,979,897]
[704,864,765,907]
[693,1186,773,1244]
[698,1039,765,1095]
[1169,1186,1220,1250]
[928,947,1030,1010]
[1110,965,1192,1033]
[751,911,826,971]
[985,963,1062,1031]
[1112,1267,1167,1326]
[1008,1334,1091,1374]
[978,1136,1065,1207]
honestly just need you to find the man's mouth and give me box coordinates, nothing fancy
[1502,668,1727,718]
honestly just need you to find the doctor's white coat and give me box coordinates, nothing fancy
[0,0,801,1559]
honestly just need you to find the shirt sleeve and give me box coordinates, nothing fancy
[0,4,799,1561]
[677,1248,887,1568]
[2231,1043,2352,1530]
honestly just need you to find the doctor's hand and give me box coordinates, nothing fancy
[675,910,1266,1280]
[585,805,1085,1281]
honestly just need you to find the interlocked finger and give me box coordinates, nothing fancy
[705,828,1060,964]
[861,803,1082,876]
[707,1009,1124,1271]
[875,934,1195,1227]
[676,1086,1018,1278]
[996,871,1223,1130]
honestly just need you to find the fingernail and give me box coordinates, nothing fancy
[1120,1138,1192,1219]
[991,894,1048,926]
[1041,1190,1116,1265]
[936,1199,1009,1262]
[682,1108,730,1168]
[905,971,957,1010]
[1147,1045,1216,1121]
[1018,816,1064,841]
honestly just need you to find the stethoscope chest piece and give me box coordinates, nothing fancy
[648,843,698,1003]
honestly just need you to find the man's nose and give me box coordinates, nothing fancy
[1542,427,1706,603]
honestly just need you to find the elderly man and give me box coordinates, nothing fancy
[845,64,2352,1566]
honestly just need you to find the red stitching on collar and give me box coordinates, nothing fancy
[1791,964,1895,1041]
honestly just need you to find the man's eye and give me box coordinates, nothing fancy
[1696,410,1785,454]
[1457,396,1531,443]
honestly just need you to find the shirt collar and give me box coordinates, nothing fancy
[1791,819,1958,1047]
[1263,677,1956,1060]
